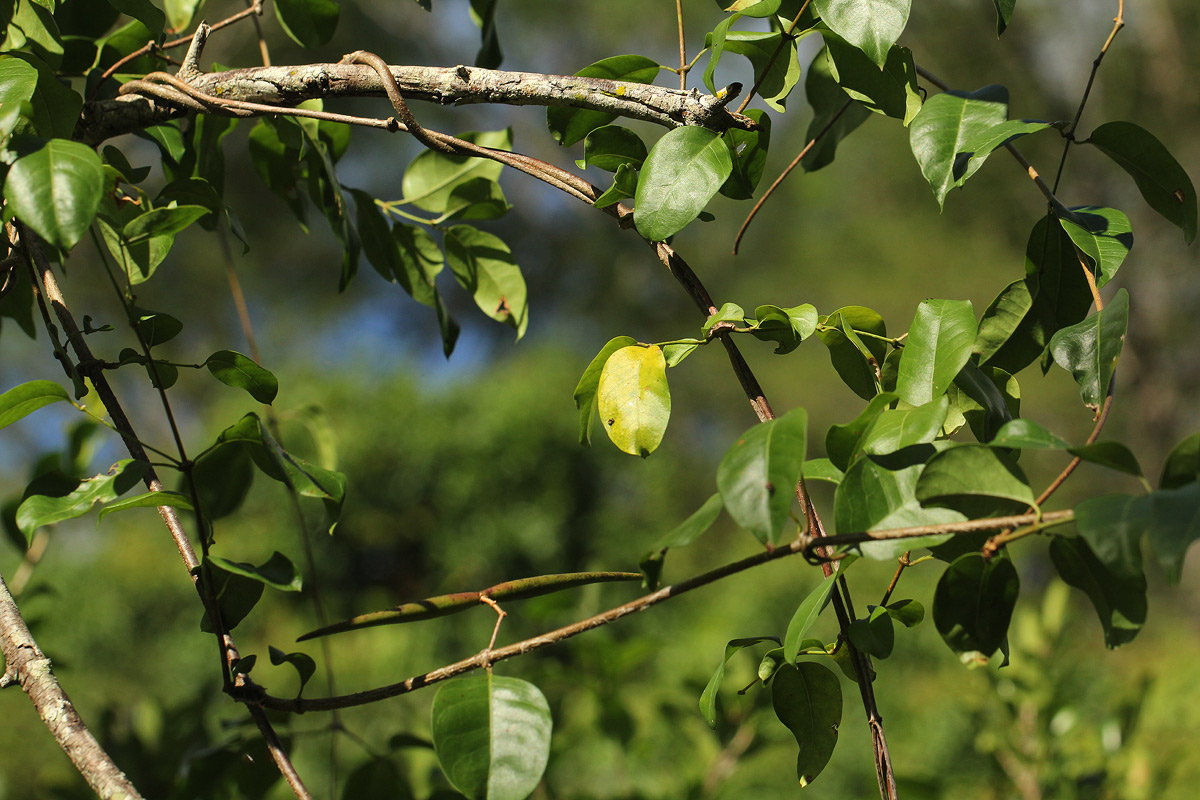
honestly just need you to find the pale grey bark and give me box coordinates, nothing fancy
[77,61,754,145]
[0,572,144,800]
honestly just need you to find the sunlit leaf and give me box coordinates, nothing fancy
[909,85,1009,208]
[634,127,734,241]
[597,345,671,457]
[0,380,69,431]
[206,350,280,404]
[1057,206,1133,288]
[814,0,911,68]
[784,574,836,662]
[444,224,528,339]
[823,35,921,124]
[895,299,976,406]
[1043,288,1129,410]
[574,336,638,446]
[431,675,552,800]
[5,138,104,250]
[716,407,807,545]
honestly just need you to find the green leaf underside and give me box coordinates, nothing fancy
[717,408,807,546]
[772,663,842,787]
[823,36,921,125]
[635,127,734,241]
[784,575,837,662]
[1058,206,1133,288]
[208,551,303,592]
[848,604,895,659]
[916,444,1035,508]
[17,460,150,542]
[1050,536,1146,648]
[431,675,552,800]
[444,224,529,339]
[98,490,193,522]
[0,380,69,430]
[802,45,872,172]
[1085,121,1196,244]
[817,306,887,400]
[299,571,641,639]
[699,636,781,728]
[597,345,671,457]
[206,350,279,403]
[574,336,638,446]
[933,553,1019,656]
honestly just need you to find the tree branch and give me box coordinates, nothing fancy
[78,61,756,145]
[0,571,145,800]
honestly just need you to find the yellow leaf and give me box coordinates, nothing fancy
[597,345,671,457]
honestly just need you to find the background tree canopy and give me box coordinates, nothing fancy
[1,1,1199,799]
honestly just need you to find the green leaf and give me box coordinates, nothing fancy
[721,109,771,199]
[593,162,639,209]
[909,85,1010,209]
[16,460,150,542]
[401,129,511,213]
[784,574,836,662]
[715,30,802,112]
[916,444,1035,511]
[0,55,38,139]
[3,3,62,68]
[437,177,511,223]
[205,350,279,404]
[431,675,552,800]
[5,138,104,250]
[1057,206,1133,288]
[641,492,724,590]
[749,303,817,354]
[816,306,887,400]
[716,407,807,545]
[847,604,895,659]
[469,0,501,68]
[547,56,660,146]
[123,204,211,242]
[268,646,317,697]
[857,396,950,457]
[1073,493,1147,583]
[1049,536,1146,648]
[1143,483,1200,585]
[978,214,1096,373]
[801,45,872,172]
[444,224,528,338]
[209,552,303,592]
[189,441,254,521]
[393,223,459,357]
[932,553,1019,657]
[992,0,1015,35]
[699,636,780,728]
[1085,121,1196,244]
[104,0,164,36]
[575,125,647,172]
[722,0,782,17]
[1160,431,1200,489]
[634,127,734,241]
[98,489,193,522]
[200,560,264,632]
[772,662,842,787]
[97,216,176,286]
[834,451,966,559]
[989,418,1071,450]
[1043,288,1129,410]
[885,598,924,627]
[164,0,204,31]
[0,380,68,431]
[813,0,911,68]
[702,302,746,337]
[946,362,1017,443]
[131,306,182,346]
[803,458,844,485]
[825,392,897,470]
[823,36,921,124]
[574,336,638,446]
[953,119,1053,179]
[275,0,340,48]
[1068,441,1143,477]
[895,299,976,406]
[596,345,671,457]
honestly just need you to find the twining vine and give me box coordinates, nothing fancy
[0,1,1197,799]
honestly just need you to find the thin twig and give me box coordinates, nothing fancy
[734,0,812,114]
[732,99,852,254]
[675,0,687,90]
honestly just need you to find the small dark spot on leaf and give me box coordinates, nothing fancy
[766,482,775,494]
[607,418,615,426]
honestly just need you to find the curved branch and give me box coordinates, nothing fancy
[0,572,144,800]
[78,62,756,145]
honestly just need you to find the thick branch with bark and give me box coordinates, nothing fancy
[78,62,755,145]
[0,573,144,800]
